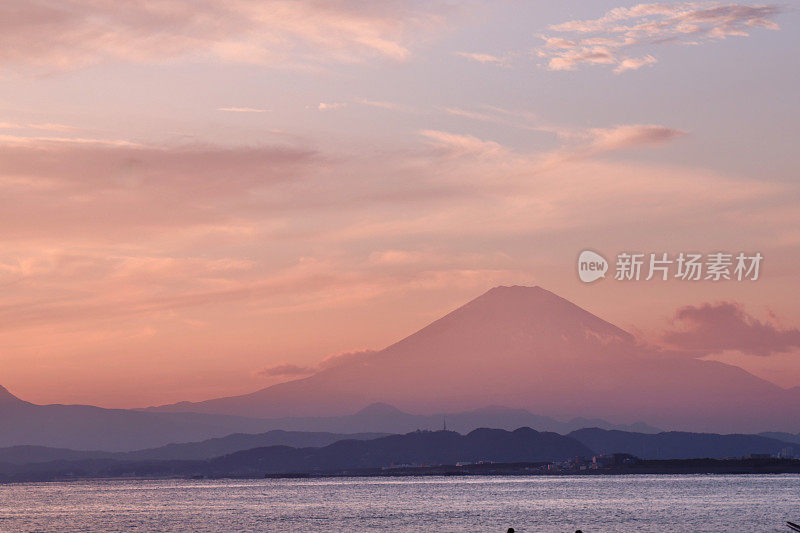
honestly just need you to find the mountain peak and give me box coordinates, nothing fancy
[0,384,23,404]
[487,284,546,292]
[479,285,580,306]
[430,284,633,343]
[482,284,550,298]
[143,285,800,433]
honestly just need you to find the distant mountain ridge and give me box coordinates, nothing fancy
[0,430,387,464]
[216,402,663,435]
[147,286,800,433]
[205,427,593,475]
[0,428,595,479]
[4,421,797,476]
[0,389,657,451]
[0,397,308,451]
[2,426,797,481]
[759,431,800,445]
[569,428,798,460]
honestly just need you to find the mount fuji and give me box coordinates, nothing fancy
[149,286,800,433]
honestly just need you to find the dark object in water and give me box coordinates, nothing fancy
[787,521,800,532]
[506,529,514,533]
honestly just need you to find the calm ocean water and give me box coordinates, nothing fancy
[0,475,798,532]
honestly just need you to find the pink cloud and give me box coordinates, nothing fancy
[318,102,347,110]
[537,2,783,72]
[0,0,450,72]
[537,124,686,168]
[217,107,269,113]
[613,54,657,73]
[318,349,377,370]
[0,122,79,132]
[354,99,412,112]
[455,52,510,66]
[257,349,377,377]
[583,124,686,152]
[0,137,317,241]
[664,302,800,357]
[257,363,317,377]
[419,130,507,158]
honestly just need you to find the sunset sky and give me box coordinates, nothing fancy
[1,0,799,408]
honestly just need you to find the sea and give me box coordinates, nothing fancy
[1,474,798,532]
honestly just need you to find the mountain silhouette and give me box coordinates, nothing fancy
[204,427,594,475]
[0,388,654,450]
[0,385,25,405]
[0,430,387,464]
[149,286,800,433]
[0,390,342,451]
[0,428,595,479]
[760,431,800,445]
[202,403,662,435]
[3,427,798,480]
[569,428,797,460]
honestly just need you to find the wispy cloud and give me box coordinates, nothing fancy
[441,105,572,137]
[354,98,412,112]
[0,136,316,242]
[536,124,687,169]
[0,0,452,72]
[419,129,507,158]
[217,107,269,113]
[0,134,142,147]
[0,122,80,132]
[613,54,658,73]
[581,124,686,153]
[256,363,316,376]
[258,349,377,377]
[318,102,347,111]
[455,51,510,66]
[438,106,686,157]
[536,2,783,72]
